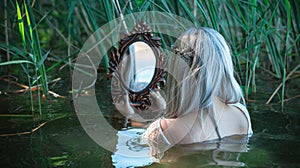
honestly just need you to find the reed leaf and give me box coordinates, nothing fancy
[16,1,25,46]
[0,60,33,66]
[0,0,299,111]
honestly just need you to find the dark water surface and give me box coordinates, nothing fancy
[0,73,300,168]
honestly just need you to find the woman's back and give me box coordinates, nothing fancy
[144,97,252,146]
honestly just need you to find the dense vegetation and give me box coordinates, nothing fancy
[0,0,299,114]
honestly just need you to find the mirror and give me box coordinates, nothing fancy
[107,21,166,110]
[123,41,156,92]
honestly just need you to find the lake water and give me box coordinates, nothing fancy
[0,71,299,167]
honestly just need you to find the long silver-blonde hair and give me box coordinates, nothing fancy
[165,27,245,118]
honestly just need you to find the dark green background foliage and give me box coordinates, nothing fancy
[0,0,299,110]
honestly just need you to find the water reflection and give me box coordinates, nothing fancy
[111,128,251,167]
[159,135,250,167]
[111,128,153,167]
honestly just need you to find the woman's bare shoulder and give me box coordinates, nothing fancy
[160,118,176,131]
[226,104,249,134]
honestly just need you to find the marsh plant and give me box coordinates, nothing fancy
[0,0,299,114]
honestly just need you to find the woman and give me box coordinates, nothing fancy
[116,27,252,155]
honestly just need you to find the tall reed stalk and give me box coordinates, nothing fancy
[136,0,299,104]
[0,1,50,114]
[0,0,299,109]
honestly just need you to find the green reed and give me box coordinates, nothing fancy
[138,0,299,104]
[0,0,299,109]
[0,1,51,114]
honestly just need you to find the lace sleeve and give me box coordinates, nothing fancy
[142,119,172,158]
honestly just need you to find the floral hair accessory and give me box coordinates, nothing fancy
[171,45,195,67]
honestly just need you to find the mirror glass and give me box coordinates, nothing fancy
[121,41,156,92]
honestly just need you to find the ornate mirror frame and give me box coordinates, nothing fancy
[107,21,166,110]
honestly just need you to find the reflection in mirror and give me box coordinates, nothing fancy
[126,42,156,92]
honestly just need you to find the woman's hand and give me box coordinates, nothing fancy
[114,94,135,117]
[113,90,166,122]
[114,93,146,122]
[148,90,166,113]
